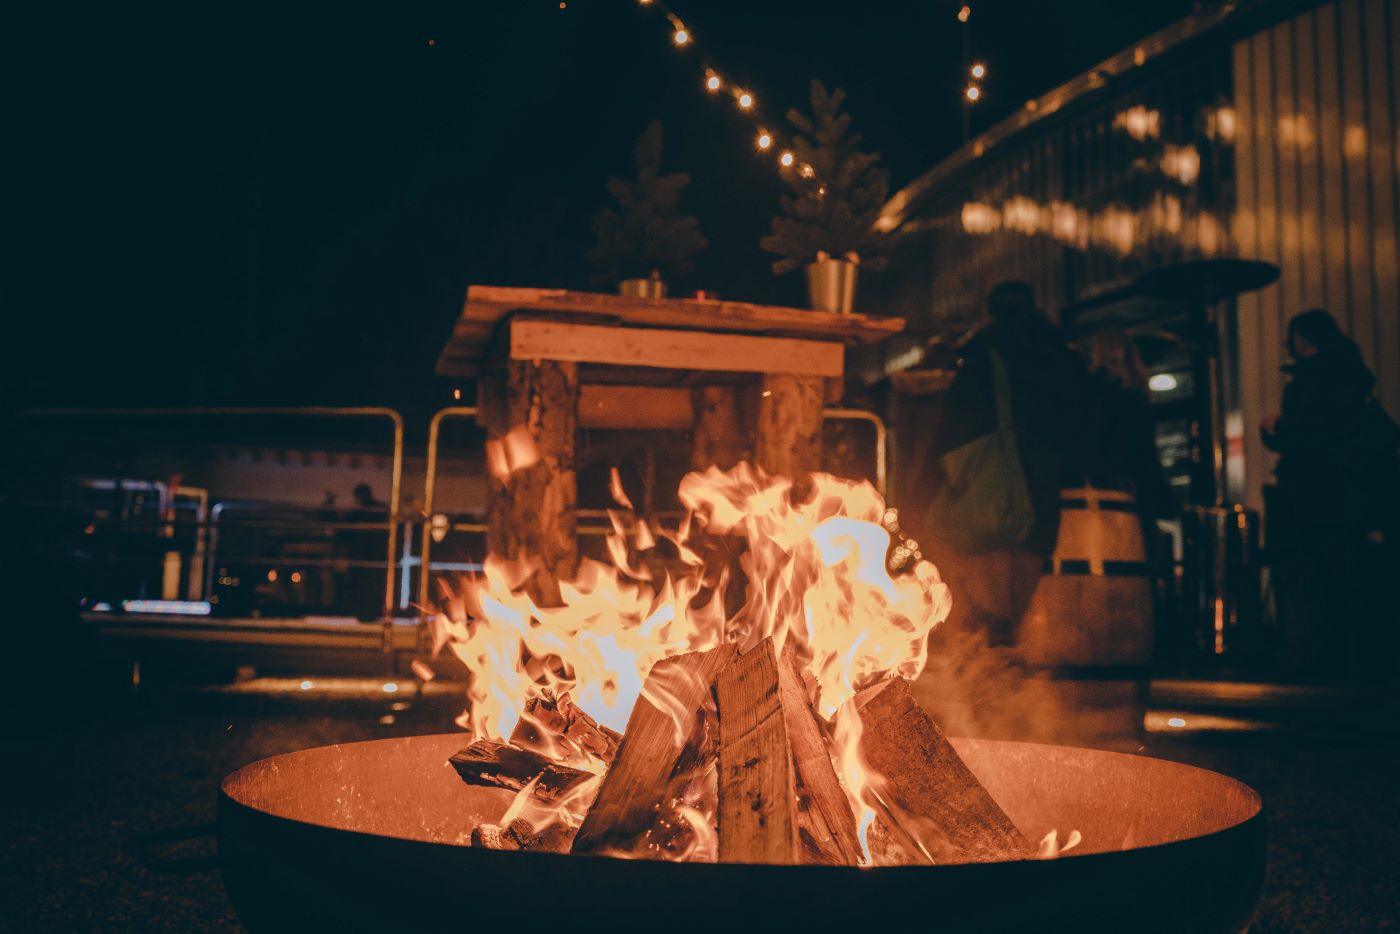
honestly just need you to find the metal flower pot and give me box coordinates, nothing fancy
[805,257,858,313]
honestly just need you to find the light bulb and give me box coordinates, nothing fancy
[971,63,986,79]
[958,5,971,22]
[738,92,753,109]
[780,151,794,167]
[674,28,689,46]
[757,132,772,150]
[706,73,721,91]
[965,85,981,102]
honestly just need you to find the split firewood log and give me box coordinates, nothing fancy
[449,739,591,801]
[571,643,737,857]
[777,646,862,865]
[510,691,621,764]
[854,677,1031,863]
[715,638,800,864]
[469,818,576,853]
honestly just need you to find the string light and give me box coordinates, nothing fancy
[965,85,981,102]
[636,1,826,185]
[971,62,986,79]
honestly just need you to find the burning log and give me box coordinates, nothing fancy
[571,643,737,856]
[715,638,800,864]
[776,647,862,865]
[854,677,1031,863]
[471,818,576,853]
[449,740,591,801]
[510,691,621,764]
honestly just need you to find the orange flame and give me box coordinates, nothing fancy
[433,463,952,858]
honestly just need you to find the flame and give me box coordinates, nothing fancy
[1037,828,1083,859]
[434,463,952,859]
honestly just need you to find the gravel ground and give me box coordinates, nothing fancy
[1,681,1396,932]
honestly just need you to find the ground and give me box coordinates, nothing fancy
[0,677,1396,932]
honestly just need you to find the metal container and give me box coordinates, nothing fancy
[805,257,858,313]
[220,733,1265,932]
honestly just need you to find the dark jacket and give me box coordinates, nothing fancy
[1264,342,1399,531]
[931,308,1094,556]
[1084,373,1176,521]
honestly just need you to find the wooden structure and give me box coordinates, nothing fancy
[436,286,903,591]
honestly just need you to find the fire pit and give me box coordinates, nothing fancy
[220,465,1265,931]
[220,733,1262,932]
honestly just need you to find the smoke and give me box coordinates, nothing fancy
[913,621,1145,752]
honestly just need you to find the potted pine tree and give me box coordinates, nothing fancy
[587,121,707,298]
[761,81,890,314]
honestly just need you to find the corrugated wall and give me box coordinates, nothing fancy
[1233,0,1400,511]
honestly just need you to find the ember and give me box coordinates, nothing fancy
[434,463,1052,865]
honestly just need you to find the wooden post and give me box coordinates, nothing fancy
[481,357,579,604]
[754,374,824,482]
[691,385,744,470]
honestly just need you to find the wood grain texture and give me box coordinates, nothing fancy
[855,677,1030,863]
[509,692,622,765]
[577,385,692,430]
[690,385,745,470]
[509,319,845,378]
[571,644,737,857]
[480,358,578,604]
[754,373,825,480]
[715,638,800,865]
[777,646,861,865]
[448,740,590,801]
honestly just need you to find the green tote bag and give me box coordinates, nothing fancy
[924,348,1035,554]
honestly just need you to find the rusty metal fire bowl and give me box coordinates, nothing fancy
[218,734,1264,932]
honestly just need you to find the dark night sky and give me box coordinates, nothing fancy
[10,1,1193,416]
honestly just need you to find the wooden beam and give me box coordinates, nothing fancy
[571,644,737,857]
[716,638,800,865]
[577,385,693,430]
[509,319,844,378]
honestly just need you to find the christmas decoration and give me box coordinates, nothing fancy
[760,81,890,277]
[586,121,708,289]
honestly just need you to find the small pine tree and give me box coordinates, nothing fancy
[761,81,890,274]
[586,121,708,286]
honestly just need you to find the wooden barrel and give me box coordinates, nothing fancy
[1018,487,1153,746]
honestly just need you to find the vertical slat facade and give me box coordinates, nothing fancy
[1233,0,1400,510]
[876,0,1400,514]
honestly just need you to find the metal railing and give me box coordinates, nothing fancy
[22,403,888,658]
[823,407,889,500]
[22,407,404,649]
